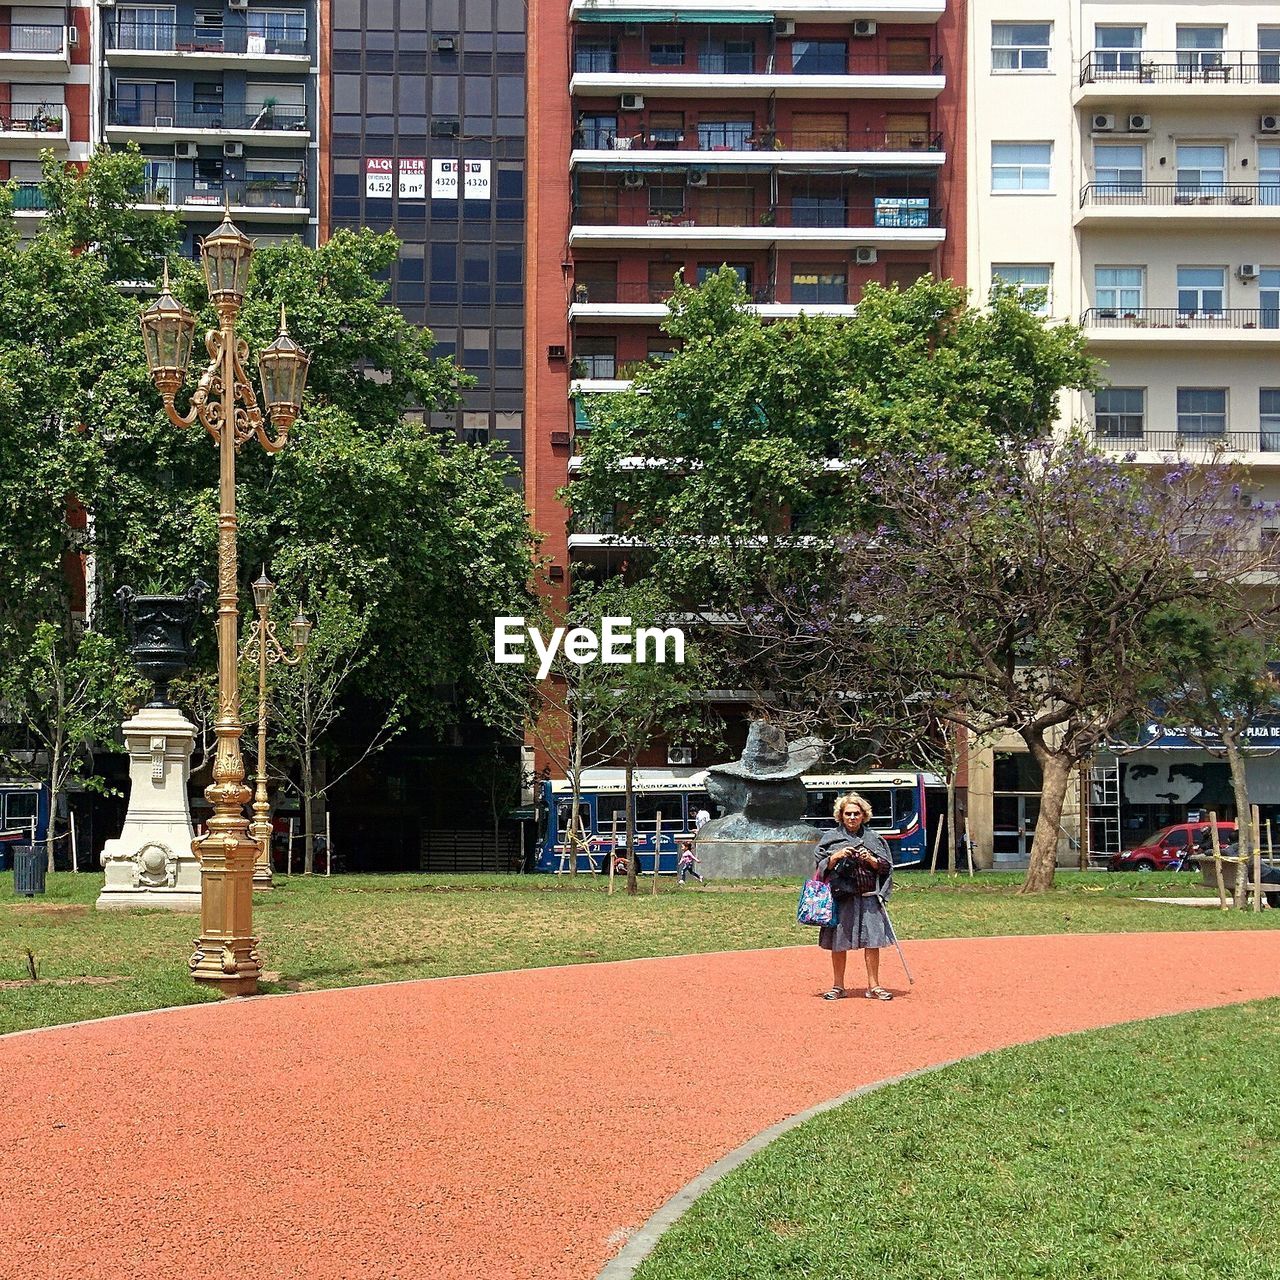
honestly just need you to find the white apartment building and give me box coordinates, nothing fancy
[967,2,1280,863]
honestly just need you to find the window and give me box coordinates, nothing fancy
[991,23,1051,72]
[577,114,616,150]
[1176,27,1224,73]
[791,267,847,304]
[574,40,616,73]
[113,79,176,126]
[648,260,683,300]
[1177,267,1225,315]
[648,181,685,218]
[696,262,751,288]
[700,39,754,74]
[1095,388,1145,439]
[649,39,685,67]
[1093,143,1144,193]
[1094,26,1143,72]
[1094,267,1143,314]
[462,412,490,445]
[247,9,307,52]
[791,39,845,75]
[117,7,177,52]
[1262,29,1280,84]
[192,81,223,117]
[1175,145,1226,194]
[1261,389,1280,450]
[1259,146,1280,206]
[1261,268,1280,329]
[992,264,1052,314]
[1177,388,1227,439]
[647,111,684,146]
[793,194,845,227]
[575,337,616,380]
[697,118,753,150]
[647,339,678,362]
[992,142,1052,191]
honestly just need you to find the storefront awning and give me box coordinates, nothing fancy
[577,10,776,23]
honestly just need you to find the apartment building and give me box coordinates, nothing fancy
[967,1,1280,863]
[1,1,93,215]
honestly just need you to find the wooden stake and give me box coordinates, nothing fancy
[286,817,294,877]
[608,811,619,896]
[652,810,662,896]
[70,809,78,874]
[325,809,332,877]
[963,815,975,878]
[1252,804,1262,914]
[1207,810,1229,910]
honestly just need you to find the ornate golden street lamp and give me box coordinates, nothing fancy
[139,216,310,995]
[242,570,311,887]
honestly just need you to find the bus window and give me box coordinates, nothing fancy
[4,792,37,838]
[556,801,581,843]
[805,789,836,822]
[892,787,920,828]
[596,794,627,834]
[634,793,681,830]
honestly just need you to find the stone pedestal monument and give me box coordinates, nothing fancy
[695,721,827,879]
[97,582,209,913]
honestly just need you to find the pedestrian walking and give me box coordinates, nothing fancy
[815,792,897,1001]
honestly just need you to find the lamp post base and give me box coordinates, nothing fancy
[189,826,261,995]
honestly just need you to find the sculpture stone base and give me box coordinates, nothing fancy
[96,706,201,913]
[696,836,821,880]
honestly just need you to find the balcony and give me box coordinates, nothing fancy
[6,181,48,215]
[1094,427,1280,460]
[0,23,69,72]
[104,21,311,71]
[572,127,945,170]
[570,1,947,19]
[132,178,309,220]
[0,102,68,147]
[570,198,943,249]
[105,103,310,145]
[569,280,860,322]
[1076,50,1280,102]
[571,51,945,100]
[1076,182,1280,226]
[1082,308,1280,348]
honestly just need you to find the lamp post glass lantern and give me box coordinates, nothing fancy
[242,568,309,886]
[139,220,310,995]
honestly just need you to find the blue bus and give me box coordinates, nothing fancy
[0,782,51,865]
[536,768,944,874]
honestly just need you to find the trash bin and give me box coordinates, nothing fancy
[12,844,46,897]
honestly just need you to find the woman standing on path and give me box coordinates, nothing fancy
[816,792,895,1001]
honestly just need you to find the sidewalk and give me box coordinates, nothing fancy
[2,931,1279,1280]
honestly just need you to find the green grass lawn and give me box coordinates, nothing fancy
[1,868,1275,1036]
[635,1000,1280,1280]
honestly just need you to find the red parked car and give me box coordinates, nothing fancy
[1109,821,1237,872]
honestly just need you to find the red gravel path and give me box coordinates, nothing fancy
[3,930,1279,1280]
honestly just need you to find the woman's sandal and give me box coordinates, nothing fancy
[864,987,893,1001]
[821,987,846,1001]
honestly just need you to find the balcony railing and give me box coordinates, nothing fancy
[0,103,65,133]
[7,181,48,210]
[0,23,65,54]
[575,128,944,153]
[133,178,308,209]
[1079,49,1280,86]
[572,281,854,306]
[105,22,309,56]
[1079,182,1280,208]
[1095,427,1280,453]
[573,46,942,76]
[571,201,942,229]
[1082,307,1279,331]
[107,103,308,131]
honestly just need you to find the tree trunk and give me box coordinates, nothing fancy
[45,737,63,874]
[1019,749,1073,894]
[302,729,315,875]
[568,705,585,875]
[625,759,638,896]
[1223,733,1252,909]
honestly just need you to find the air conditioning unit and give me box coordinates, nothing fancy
[1261,114,1280,133]
[852,19,877,37]
[1092,113,1116,132]
[1238,263,1261,280]
[1127,114,1151,132]
[687,169,708,187]
[667,745,694,766]
[547,344,567,361]
[774,19,795,37]
[550,430,571,445]
[68,25,78,45]
[430,118,460,137]
[432,35,456,53]
[223,141,243,158]
[174,141,199,159]
[854,246,878,265]
[228,0,248,9]
[97,0,115,8]
[620,93,645,111]
[623,172,645,188]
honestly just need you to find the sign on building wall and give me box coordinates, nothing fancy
[364,157,393,197]
[431,158,491,200]
[398,159,426,199]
